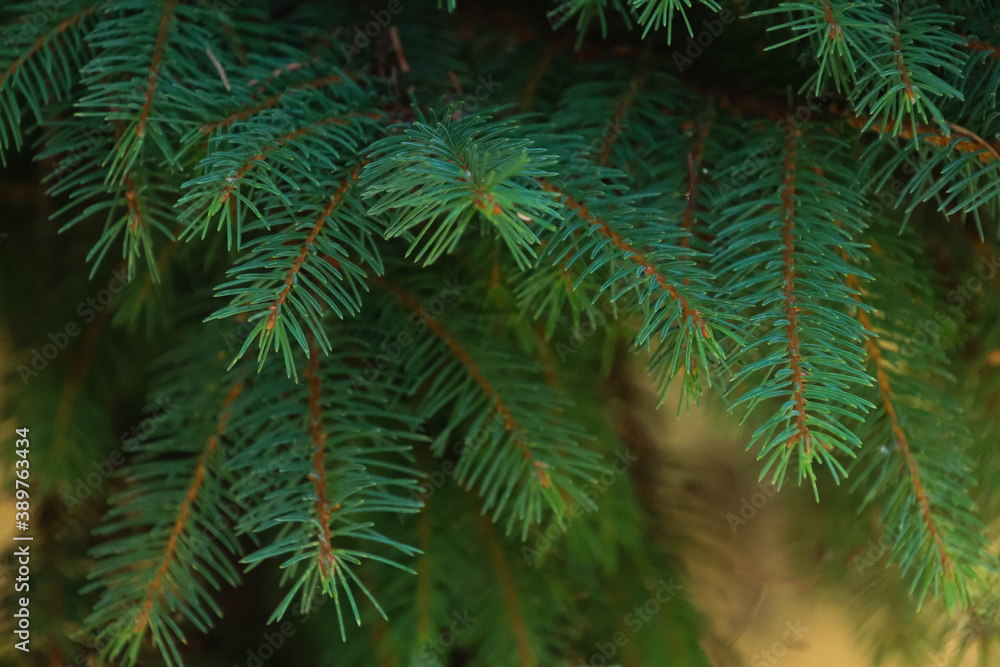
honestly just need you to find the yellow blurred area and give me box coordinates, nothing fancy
[653,374,983,667]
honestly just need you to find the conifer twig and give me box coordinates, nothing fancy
[134,382,244,635]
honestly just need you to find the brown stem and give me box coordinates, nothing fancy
[841,269,954,575]
[779,131,811,454]
[134,382,245,635]
[375,277,552,487]
[265,163,365,331]
[304,336,336,577]
[137,1,178,138]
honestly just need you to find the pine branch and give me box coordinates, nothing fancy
[848,7,966,136]
[361,110,559,269]
[536,175,731,402]
[208,162,381,378]
[680,114,713,252]
[479,513,535,666]
[549,68,690,187]
[180,100,380,247]
[852,113,1000,230]
[778,134,812,461]
[77,0,227,185]
[713,126,875,494]
[540,180,706,332]
[0,1,96,161]
[380,276,555,488]
[83,334,250,667]
[229,335,424,637]
[198,74,351,135]
[39,111,176,281]
[547,0,629,50]
[133,381,244,637]
[135,0,177,142]
[630,0,723,42]
[370,273,604,537]
[846,225,994,608]
[752,0,885,94]
[757,2,967,131]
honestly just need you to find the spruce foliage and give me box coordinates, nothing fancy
[2,0,1000,664]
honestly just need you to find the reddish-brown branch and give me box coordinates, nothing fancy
[448,70,463,96]
[538,179,710,339]
[947,123,1000,164]
[200,75,345,134]
[534,325,560,388]
[680,116,712,250]
[820,0,843,40]
[595,75,645,165]
[137,0,178,138]
[519,54,552,112]
[848,115,1000,166]
[265,163,364,331]
[779,131,811,454]
[376,277,552,488]
[0,7,94,88]
[446,152,503,215]
[965,37,1000,59]
[124,173,143,232]
[219,113,377,203]
[891,33,917,103]
[219,18,248,67]
[479,513,534,666]
[247,59,318,92]
[140,242,179,300]
[842,270,954,575]
[135,382,244,635]
[389,26,410,73]
[305,336,336,577]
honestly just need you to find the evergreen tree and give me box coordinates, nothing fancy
[1,0,999,664]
